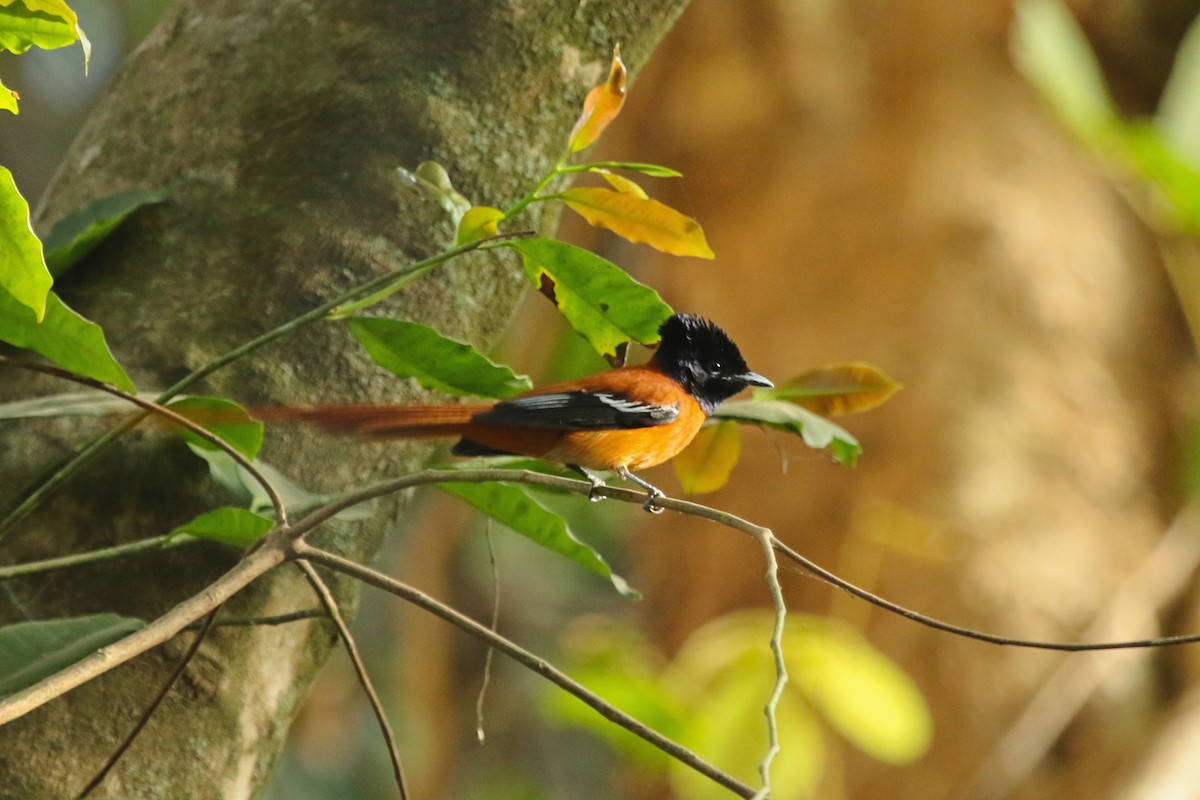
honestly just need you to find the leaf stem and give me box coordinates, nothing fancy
[0,231,532,542]
[501,154,571,219]
[0,357,288,529]
[0,534,182,581]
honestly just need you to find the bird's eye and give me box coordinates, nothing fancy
[706,359,723,374]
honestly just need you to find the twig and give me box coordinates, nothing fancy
[292,540,757,799]
[76,607,222,797]
[184,608,327,630]
[476,521,500,744]
[0,535,184,581]
[765,535,1200,652]
[0,231,534,541]
[0,357,287,527]
[750,527,788,800]
[8,465,1200,800]
[953,501,1200,800]
[295,559,409,800]
[0,534,288,725]
[285,467,1200,652]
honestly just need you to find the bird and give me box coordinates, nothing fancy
[259,313,771,512]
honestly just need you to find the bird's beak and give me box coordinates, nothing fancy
[738,371,774,388]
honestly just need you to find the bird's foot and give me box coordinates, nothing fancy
[641,489,665,514]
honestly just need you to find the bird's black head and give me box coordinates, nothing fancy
[650,313,773,414]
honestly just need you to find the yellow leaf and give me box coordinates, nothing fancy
[673,420,741,494]
[0,79,17,115]
[560,187,715,258]
[852,501,959,564]
[568,46,627,153]
[776,362,903,416]
[597,171,648,198]
[455,205,505,245]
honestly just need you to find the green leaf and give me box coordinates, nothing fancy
[394,161,472,222]
[512,238,674,358]
[670,675,825,800]
[786,618,932,764]
[543,616,683,769]
[166,396,263,460]
[1117,123,1200,231]
[664,612,830,800]
[184,445,375,522]
[1011,0,1117,143]
[0,0,88,61]
[169,506,273,548]
[437,478,636,597]
[663,610,930,789]
[564,161,683,178]
[0,166,51,319]
[0,289,134,391]
[1156,13,1200,168]
[713,399,861,466]
[345,316,532,399]
[0,613,144,698]
[43,187,172,277]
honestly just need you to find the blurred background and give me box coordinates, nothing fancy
[6,1,1200,798]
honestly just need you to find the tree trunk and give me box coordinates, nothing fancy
[0,2,689,797]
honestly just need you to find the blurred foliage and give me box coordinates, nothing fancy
[1014,0,1200,500]
[1013,0,1200,233]
[545,610,931,799]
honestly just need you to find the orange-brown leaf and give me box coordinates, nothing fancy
[568,46,627,153]
[673,420,741,494]
[560,187,714,258]
[775,363,903,416]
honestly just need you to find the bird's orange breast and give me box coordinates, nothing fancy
[542,395,707,471]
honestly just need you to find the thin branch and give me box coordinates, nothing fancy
[0,534,183,581]
[750,527,788,800]
[184,608,328,630]
[291,540,757,799]
[77,607,222,797]
[0,231,534,541]
[0,357,287,527]
[766,535,1200,653]
[7,463,1200,785]
[289,468,1200,652]
[475,522,500,744]
[953,501,1200,800]
[295,559,409,800]
[0,535,288,725]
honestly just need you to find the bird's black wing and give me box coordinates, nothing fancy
[471,391,679,430]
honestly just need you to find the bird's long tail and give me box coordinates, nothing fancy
[249,404,489,439]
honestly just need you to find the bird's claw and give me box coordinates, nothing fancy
[642,491,665,514]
